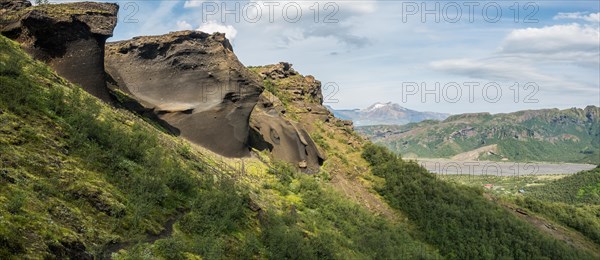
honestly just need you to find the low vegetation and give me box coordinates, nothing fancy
[1,34,438,259]
[1,33,224,258]
[361,143,596,259]
[435,166,600,255]
[2,31,598,259]
[514,168,600,245]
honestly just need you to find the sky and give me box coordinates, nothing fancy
[55,0,600,114]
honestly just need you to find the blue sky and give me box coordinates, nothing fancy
[56,0,600,114]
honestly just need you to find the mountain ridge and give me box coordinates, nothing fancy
[357,105,600,163]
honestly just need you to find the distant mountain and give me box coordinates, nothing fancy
[356,106,600,164]
[327,102,450,126]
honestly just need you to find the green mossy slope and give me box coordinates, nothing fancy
[0,35,438,259]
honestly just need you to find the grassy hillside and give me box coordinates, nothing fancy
[2,33,598,259]
[0,35,440,259]
[526,167,600,204]
[361,144,597,259]
[513,168,600,245]
[358,108,600,164]
[436,169,600,254]
[1,32,237,258]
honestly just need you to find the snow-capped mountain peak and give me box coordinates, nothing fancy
[362,102,407,112]
[329,102,450,126]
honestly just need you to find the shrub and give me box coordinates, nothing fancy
[362,142,397,167]
[267,161,298,185]
[362,143,594,259]
[6,190,26,214]
[153,238,186,260]
[179,180,246,236]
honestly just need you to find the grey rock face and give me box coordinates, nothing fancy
[0,1,118,102]
[248,63,329,171]
[105,31,263,157]
[249,92,325,172]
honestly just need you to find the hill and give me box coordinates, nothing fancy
[0,31,438,260]
[526,167,600,204]
[1,0,598,259]
[514,168,600,246]
[328,102,449,126]
[357,107,600,164]
[361,144,597,259]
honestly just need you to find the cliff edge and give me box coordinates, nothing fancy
[0,0,118,102]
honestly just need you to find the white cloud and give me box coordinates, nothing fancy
[430,20,599,99]
[432,22,600,79]
[183,1,203,8]
[176,20,193,30]
[197,21,238,40]
[500,23,599,55]
[135,1,181,38]
[430,58,557,83]
[111,2,598,113]
[237,1,375,48]
[554,12,600,23]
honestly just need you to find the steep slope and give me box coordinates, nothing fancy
[329,102,449,126]
[362,144,597,259]
[1,35,440,259]
[249,63,410,220]
[358,107,600,163]
[0,0,118,102]
[1,1,597,259]
[105,31,263,157]
[0,33,228,258]
[514,167,600,248]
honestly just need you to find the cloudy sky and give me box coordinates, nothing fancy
[59,0,600,114]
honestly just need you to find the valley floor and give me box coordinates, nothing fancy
[415,158,596,175]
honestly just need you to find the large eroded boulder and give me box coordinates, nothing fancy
[249,92,325,172]
[248,63,330,171]
[0,0,118,102]
[105,31,263,157]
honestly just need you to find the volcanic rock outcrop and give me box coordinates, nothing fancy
[249,63,330,171]
[104,31,263,157]
[249,92,325,171]
[0,0,118,102]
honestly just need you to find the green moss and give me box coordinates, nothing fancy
[0,34,439,259]
[0,34,218,257]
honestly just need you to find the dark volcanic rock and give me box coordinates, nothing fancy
[105,31,263,157]
[249,63,330,170]
[0,1,118,102]
[0,0,30,12]
[249,92,325,171]
[258,62,324,104]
